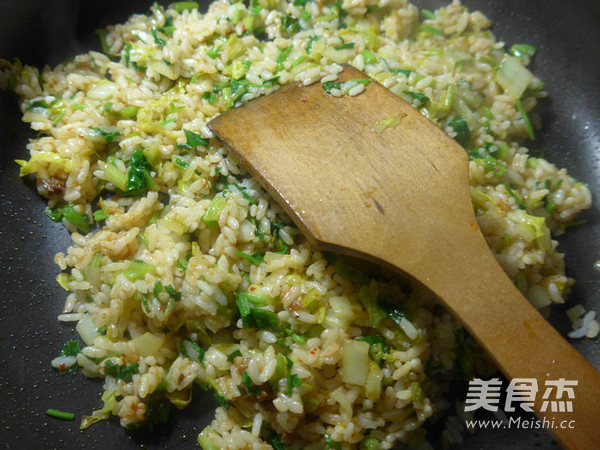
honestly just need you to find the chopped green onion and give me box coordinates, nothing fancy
[170,2,199,13]
[306,36,318,54]
[510,43,536,62]
[421,9,436,20]
[235,250,264,265]
[123,260,156,281]
[402,90,430,104]
[504,183,527,209]
[515,98,535,141]
[46,409,75,421]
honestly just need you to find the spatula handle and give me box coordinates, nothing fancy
[400,228,600,450]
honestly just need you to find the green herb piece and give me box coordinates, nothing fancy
[402,90,430,104]
[184,128,209,148]
[202,91,217,104]
[447,116,471,146]
[151,27,167,46]
[165,284,182,301]
[324,434,341,450]
[361,436,380,450]
[46,409,75,421]
[356,335,388,367]
[270,437,285,450]
[483,156,506,177]
[515,98,535,141]
[158,16,176,36]
[175,157,189,168]
[142,294,151,314]
[154,280,164,297]
[281,15,301,36]
[103,360,139,382]
[126,149,158,195]
[306,36,318,54]
[61,339,82,357]
[92,127,120,143]
[45,204,91,233]
[276,45,293,71]
[243,370,261,394]
[170,1,199,13]
[235,294,280,332]
[71,104,88,110]
[235,250,264,265]
[207,45,222,59]
[391,68,412,77]
[322,81,342,94]
[249,217,265,240]
[177,258,188,271]
[226,349,242,362]
[96,325,108,335]
[335,42,355,50]
[504,182,527,209]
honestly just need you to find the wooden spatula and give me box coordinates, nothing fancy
[209,65,600,449]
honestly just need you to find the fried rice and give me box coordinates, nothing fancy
[0,0,592,448]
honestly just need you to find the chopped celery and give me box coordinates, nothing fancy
[202,195,227,227]
[56,273,72,291]
[341,340,370,385]
[130,332,165,357]
[358,281,386,327]
[365,361,383,400]
[494,55,533,100]
[198,426,221,450]
[371,117,400,134]
[80,389,119,429]
[361,48,377,65]
[103,163,128,191]
[123,260,156,281]
[44,204,91,233]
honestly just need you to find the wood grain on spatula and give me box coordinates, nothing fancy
[209,65,600,449]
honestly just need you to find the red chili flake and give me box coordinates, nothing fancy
[250,287,256,291]
[300,99,308,103]
[310,348,317,355]
[59,362,66,371]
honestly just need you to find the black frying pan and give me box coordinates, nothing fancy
[0,1,598,448]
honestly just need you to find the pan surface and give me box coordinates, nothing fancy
[0,0,597,448]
